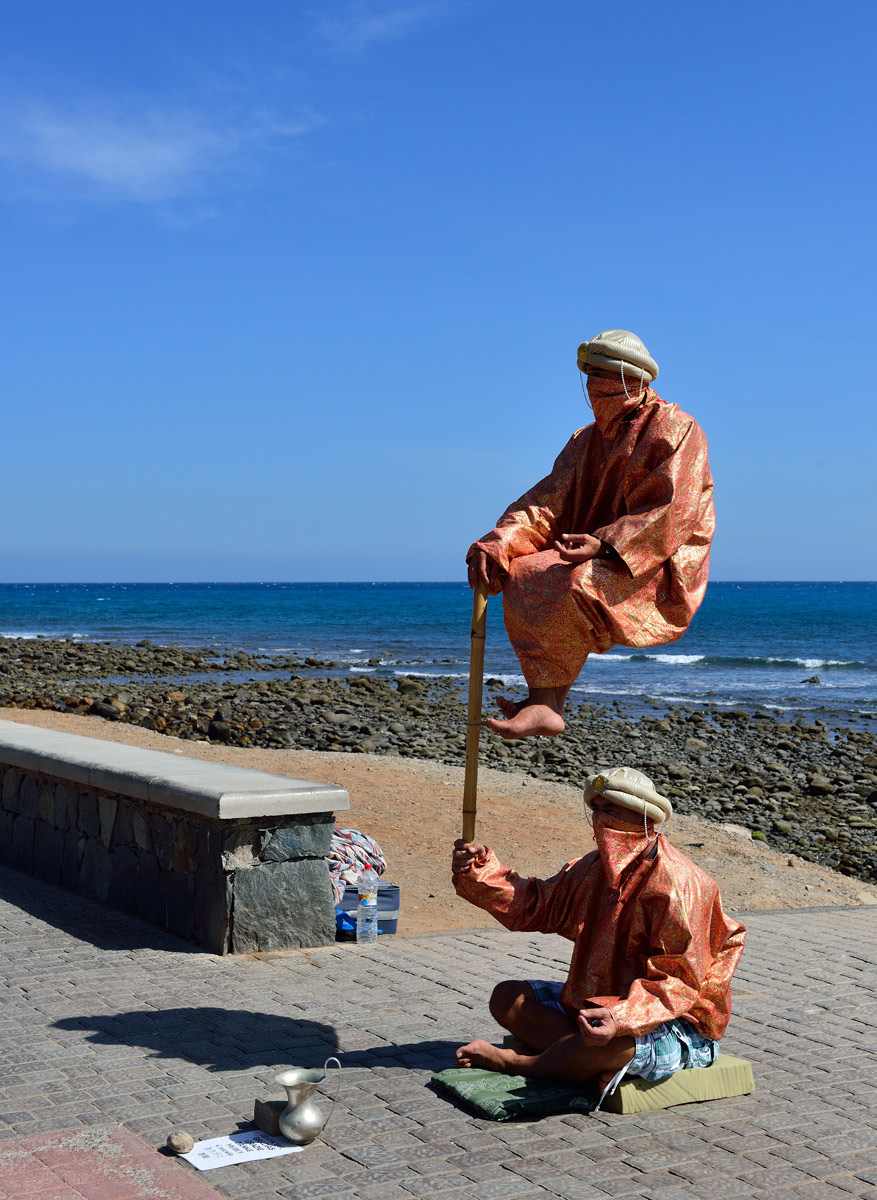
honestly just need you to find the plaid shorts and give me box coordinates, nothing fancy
[527,979,718,1081]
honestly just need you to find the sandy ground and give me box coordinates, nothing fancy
[3,706,877,934]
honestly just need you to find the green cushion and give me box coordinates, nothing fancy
[431,1053,754,1121]
[602,1053,755,1114]
[430,1068,594,1121]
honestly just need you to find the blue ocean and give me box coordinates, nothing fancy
[1,582,875,724]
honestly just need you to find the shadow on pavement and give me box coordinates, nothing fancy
[54,1006,341,1071]
[339,1038,461,1070]
[52,1007,467,1073]
[0,864,203,953]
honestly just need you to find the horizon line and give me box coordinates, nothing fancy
[1,579,876,587]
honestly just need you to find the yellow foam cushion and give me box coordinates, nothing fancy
[602,1053,754,1114]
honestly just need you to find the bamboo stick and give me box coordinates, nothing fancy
[462,581,488,843]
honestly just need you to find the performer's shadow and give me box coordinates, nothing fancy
[52,1009,460,1074]
[53,1006,341,1073]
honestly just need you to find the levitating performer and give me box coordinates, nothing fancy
[467,330,714,739]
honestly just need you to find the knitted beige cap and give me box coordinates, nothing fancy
[576,329,659,383]
[583,766,672,826]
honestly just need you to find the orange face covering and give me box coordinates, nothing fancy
[592,810,655,890]
[585,374,647,437]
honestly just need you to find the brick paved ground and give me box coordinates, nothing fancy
[0,1125,226,1198]
[0,864,876,1200]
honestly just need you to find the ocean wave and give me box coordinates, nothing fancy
[647,654,705,665]
[712,655,864,670]
[590,651,866,670]
[0,630,91,641]
[482,673,527,687]
[591,652,706,665]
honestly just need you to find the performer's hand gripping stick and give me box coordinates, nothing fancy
[462,581,488,843]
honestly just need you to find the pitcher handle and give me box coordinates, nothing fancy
[321,1057,342,1133]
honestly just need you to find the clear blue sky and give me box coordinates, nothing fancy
[1,0,875,582]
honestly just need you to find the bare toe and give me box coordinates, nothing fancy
[455,1040,509,1072]
[486,705,566,740]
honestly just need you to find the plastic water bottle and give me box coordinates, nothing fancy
[356,867,380,944]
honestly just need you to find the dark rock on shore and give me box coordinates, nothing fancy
[2,634,876,888]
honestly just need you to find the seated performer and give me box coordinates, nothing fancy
[451,767,745,1095]
[467,329,714,738]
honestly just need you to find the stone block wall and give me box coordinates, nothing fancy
[0,763,337,954]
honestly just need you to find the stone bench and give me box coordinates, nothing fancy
[0,720,349,954]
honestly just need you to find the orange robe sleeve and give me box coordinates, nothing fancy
[452,847,593,941]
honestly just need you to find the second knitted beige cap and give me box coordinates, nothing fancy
[583,765,672,826]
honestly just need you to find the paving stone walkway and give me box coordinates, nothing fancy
[0,865,876,1200]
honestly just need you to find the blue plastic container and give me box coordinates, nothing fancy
[336,881,400,937]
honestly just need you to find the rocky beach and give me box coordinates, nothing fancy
[2,633,876,892]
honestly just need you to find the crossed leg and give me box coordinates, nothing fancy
[455,980,635,1087]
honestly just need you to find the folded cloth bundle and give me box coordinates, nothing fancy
[327,828,386,904]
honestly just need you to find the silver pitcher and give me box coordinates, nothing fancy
[274,1057,342,1146]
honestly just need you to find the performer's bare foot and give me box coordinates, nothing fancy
[487,705,565,739]
[487,685,573,739]
[455,1040,518,1071]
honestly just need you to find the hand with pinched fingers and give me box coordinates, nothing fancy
[577,1005,618,1046]
[452,839,488,874]
[554,533,603,564]
[467,549,504,590]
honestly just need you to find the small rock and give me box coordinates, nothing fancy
[721,823,753,840]
[801,675,821,685]
[167,1131,195,1154]
[684,737,710,752]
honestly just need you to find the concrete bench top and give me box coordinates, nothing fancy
[0,720,350,820]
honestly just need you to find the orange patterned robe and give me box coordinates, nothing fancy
[453,832,745,1040]
[468,389,714,686]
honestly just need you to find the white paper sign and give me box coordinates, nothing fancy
[181,1130,304,1170]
